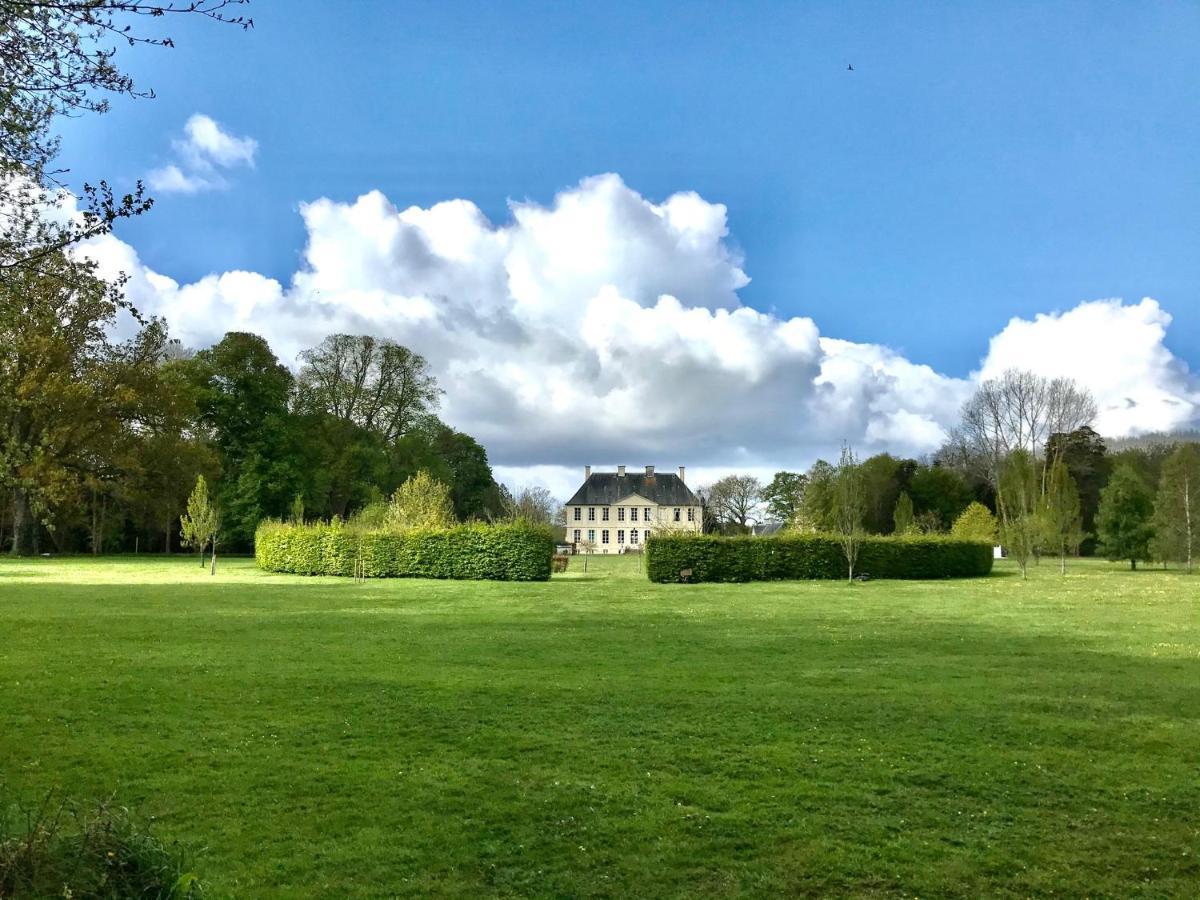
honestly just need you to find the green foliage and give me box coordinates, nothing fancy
[1046,426,1109,554]
[892,491,915,535]
[645,532,994,582]
[1097,464,1155,570]
[998,449,1040,578]
[255,520,555,581]
[387,470,456,530]
[179,476,219,560]
[951,502,998,544]
[796,460,836,531]
[0,793,204,899]
[1151,444,1200,571]
[761,471,807,524]
[907,465,973,530]
[1038,460,1084,572]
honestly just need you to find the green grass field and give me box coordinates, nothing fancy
[1,554,1197,897]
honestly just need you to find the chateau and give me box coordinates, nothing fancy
[565,465,702,552]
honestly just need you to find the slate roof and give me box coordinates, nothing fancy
[566,472,700,507]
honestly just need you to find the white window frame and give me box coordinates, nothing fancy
[602,529,610,545]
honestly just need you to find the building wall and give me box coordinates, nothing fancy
[566,498,702,552]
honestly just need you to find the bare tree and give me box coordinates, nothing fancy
[702,474,763,533]
[296,334,441,442]
[834,445,866,582]
[955,369,1097,487]
[501,484,559,525]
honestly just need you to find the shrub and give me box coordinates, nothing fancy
[255,520,555,581]
[645,533,993,583]
[952,502,999,544]
[0,794,203,899]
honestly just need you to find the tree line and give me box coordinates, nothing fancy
[701,370,1199,575]
[0,249,507,554]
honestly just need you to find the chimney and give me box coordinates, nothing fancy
[678,466,686,483]
[617,465,626,476]
[645,465,655,476]
[584,465,591,479]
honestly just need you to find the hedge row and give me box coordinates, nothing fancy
[645,533,994,583]
[255,521,555,581]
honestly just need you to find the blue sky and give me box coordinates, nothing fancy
[62,2,1200,489]
[61,0,1200,376]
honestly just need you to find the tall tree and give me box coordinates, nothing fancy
[296,334,440,443]
[833,445,866,582]
[760,471,807,524]
[797,460,836,531]
[1151,444,1200,572]
[952,370,1097,487]
[1096,464,1154,571]
[998,449,1039,579]
[1045,426,1108,555]
[703,475,763,533]
[187,332,301,547]
[1038,460,1083,574]
[0,251,165,554]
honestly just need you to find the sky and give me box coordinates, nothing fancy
[57,1,1200,497]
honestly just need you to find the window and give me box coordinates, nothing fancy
[573,529,581,542]
[587,529,595,543]
[674,508,681,522]
[573,507,581,521]
[630,508,638,522]
[588,507,595,521]
[602,507,609,521]
[630,529,639,545]
[618,507,625,521]
[617,529,625,544]
[687,507,695,522]
[602,529,610,545]
[644,507,652,520]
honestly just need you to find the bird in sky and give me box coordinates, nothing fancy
[847,63,854,71]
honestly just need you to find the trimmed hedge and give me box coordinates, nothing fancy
[645,533,994,583]
[255,520,555,581]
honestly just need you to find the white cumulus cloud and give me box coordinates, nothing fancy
[75,173,1200,495]
[147,114,257,194]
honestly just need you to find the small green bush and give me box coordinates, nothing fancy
[0,794,203,899]
[255,520,555,581]
[645,533,994,583]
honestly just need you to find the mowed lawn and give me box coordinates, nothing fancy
[1,555,1198,898]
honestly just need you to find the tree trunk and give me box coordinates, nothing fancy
[210,540,217,576]
[1060,549,1066,575]
[1130,559,1137,571]
[11,488,33,556]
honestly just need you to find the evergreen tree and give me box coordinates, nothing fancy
[1096,464,1154,570]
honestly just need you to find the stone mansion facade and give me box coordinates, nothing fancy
[565,465,702,552]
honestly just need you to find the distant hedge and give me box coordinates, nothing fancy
[255,520,555,581]
[645,533,994,583]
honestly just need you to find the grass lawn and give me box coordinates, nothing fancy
[1,554,1198,897]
